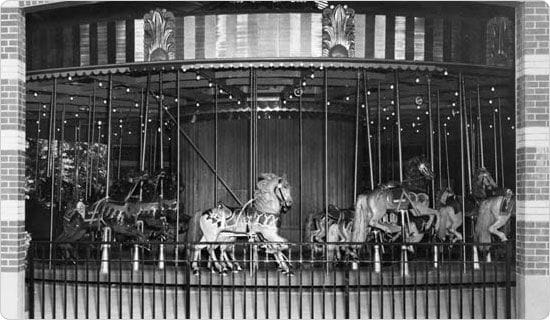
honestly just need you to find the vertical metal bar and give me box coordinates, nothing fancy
[470,91,477,171]
[425,258,429,318]
[58,104,65,209]
[497,98,504,187]
[463,79,472,193]
[85,247,89,318]
[444,125,451,189]
[437,90,443,190]
[96,247,100,319]
[363,69,374,190]
[448,254,452,318]
[353,69,360,201]
[48,78,57,268]
[249,68,254,199]
[323,68,329,276]
[139,88,144,171]
[141,247,144,319]
[117,126,122,180]
[299,80,304,242]
[88,86,97,200]
[74,121,81,200]
[41,246,45,318]
[459,73,467,268]
[299,245,303,319]
[63,245,67,319]
[105,73,114,199]
[427,76,435,207]
[477,82,485,168]
[35,108,41,183]
[74,243,78,319]
[493,112,499,184]
[28,245,34,319]
[483,254,486,319]
[493,258,498,318]
[118,243,122,319]
[214,83,218,205]
[394,70,403,182]
[159,71,165,202]
[377,81,382,185]
[141,73,151,173]
[52,252,56,318]
[176,70,181,265]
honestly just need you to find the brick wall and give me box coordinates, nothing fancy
[515,1,550,277]
[0,0,27,274]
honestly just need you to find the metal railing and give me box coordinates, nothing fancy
[26,240,515,319]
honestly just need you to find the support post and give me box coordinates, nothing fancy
[353,70,360,201]
[377,81,382,185]
[427,76,436,207]
[497,98,504,188]
[477,82,485,168]
[363,69,374,190]
[394,71,403,182]
[458,73,467,269]
[175,69,181,265]
[105,73,113,199]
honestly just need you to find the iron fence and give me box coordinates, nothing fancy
[26,240,514,319]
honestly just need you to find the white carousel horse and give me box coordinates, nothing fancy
[188,173,293,275]
[411,190,463,242]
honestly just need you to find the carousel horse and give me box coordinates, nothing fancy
[307,157,435,261]
[413,190,463,242]
[351,156,434,247]
[188,173,293,275]
[473,188,515,267]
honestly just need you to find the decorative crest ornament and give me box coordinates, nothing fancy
[144,8,176,62]
[486,17,514,67]
[322,4,355,57]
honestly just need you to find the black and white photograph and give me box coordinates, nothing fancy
[0,1,549,319]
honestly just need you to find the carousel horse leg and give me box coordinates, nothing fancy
[473,245,480,270]
[207,245,226,275]
[488,215,511,242]
[229,246,242,271]
[191,239,207,275]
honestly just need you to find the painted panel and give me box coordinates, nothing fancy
[374,15,386,59]
[134,19,144,62]
[183,16,195,59]
[97,22,108,65]
[432,18,444,62]
[115,20,126,64]
[394,16,406,60]
[414,17,425,61]
[355,14,366,58]
[204,15,217,59]
[79,24,90,66]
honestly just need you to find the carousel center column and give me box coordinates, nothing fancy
[0,1,28,318]
[515,1,550,319]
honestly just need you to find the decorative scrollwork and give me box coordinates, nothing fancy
[144,8,176,62]
[322,4,355,58]
[486,17,514,67]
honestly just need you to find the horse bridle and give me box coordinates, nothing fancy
[274,181,290,212]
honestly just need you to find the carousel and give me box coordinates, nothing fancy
[24,2,516,318]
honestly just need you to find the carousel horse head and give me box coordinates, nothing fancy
[406,156,434,181]
[474,167,498,192]
[255,173,293,214]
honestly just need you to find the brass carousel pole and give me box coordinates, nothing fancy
[394,71,403,182]
[139,88,144,171]
[458,73,467,269]
[88,85,97,200]
[117,123,123,180]
[377,81,382,185]
[48,78,57,268]
[158,71,164,206]
[363,69,374,191]
[437,90,443,190]
[58,104,66,209]
[214,84,219,205]
[249,68,254,199]
[463,78,472,193]
[175,69,181,264]
[493,110,499,185]
[498,97,504,187]
[444,124,450,189]
[299,79,303,241]
[74,120,80,200]
[353,70,360,201]
[140,74,151,201]
[477,82,485,168]
[105,73,113,199]
[324,67,329,272]
[427,75,436,207]
[35,105,41,183]
[85,92,94,201]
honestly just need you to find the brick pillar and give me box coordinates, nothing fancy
[515,1,550,319]
[0,1,27,319]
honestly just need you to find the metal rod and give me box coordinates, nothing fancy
[139,88,144,171]
[159,71,164,207]
[444,125,450,189]
[35,107,41,183]
[85,93,93,201]
[249,68,254,199]
[48,78,57,268]
[141,73,151,173]
[427,76,435,207]
[117,125,122,180]
[299,81,303,242]
[493,111,499,185]
[58,104,65,209]
[47,78,57,177]
[88,86,96,200]
[175,69,181,264]
[437,90,442,190]
[377,81,382,185]
[477,83,485,168]
[394,70,403,182]
[164,108,243,206]
[74,120,80,199]
[458,73,467,269]
[353,70,360,201]
[214,83,219,205]
[498,98,504,187]
[463,78,472,193]
[324,68,329,268]
[105,73,113,199]
[363,69,374,190]
[469,91,477,171]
